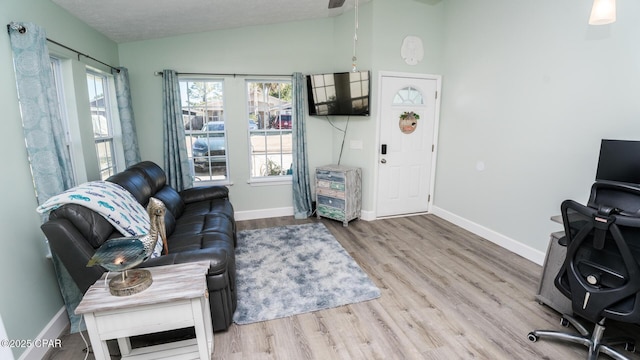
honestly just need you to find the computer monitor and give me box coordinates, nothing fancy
[595,139,640,185]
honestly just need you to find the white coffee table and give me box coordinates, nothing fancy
[75,262,213,360]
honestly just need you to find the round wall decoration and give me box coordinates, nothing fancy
[401,35,424,66]
[399,111,419,134]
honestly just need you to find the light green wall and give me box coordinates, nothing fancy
[118,19,337,213]
[10,0,634,356]
[119,0,444,214]
[371,0,444,74]
[0,0,118,357]
[351,0,444,210]
[436,0,640,252]
[0,2,443,355]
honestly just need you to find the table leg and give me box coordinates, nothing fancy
[191,297,213,359]
[203,296,214,354]
[117,337,132,356]
[82,314,111,360]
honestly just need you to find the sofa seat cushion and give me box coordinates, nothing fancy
[148,197,236,277]
[181,198,234,220]
[171,219,234,251]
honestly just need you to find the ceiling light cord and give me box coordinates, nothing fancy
[352,0,359,72]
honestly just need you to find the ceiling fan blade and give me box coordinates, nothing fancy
[328,0,346,9]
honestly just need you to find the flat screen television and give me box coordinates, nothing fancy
[306,70,370,116]
[595,139,640,184]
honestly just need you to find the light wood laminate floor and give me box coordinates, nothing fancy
[44,214,640,359]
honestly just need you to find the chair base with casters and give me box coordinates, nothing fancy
[528,315,636,360]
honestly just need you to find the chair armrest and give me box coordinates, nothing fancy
[180,186,229,204]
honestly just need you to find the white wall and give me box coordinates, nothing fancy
[436,0,640,256]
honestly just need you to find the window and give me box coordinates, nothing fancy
[50,57,76,182]
[86,70,117,179]
[246,80,293,180]
[393,86,424,105]
[180,79,228,183]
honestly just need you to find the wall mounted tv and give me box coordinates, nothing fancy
[595,139,640,184]
[306,70,370,116]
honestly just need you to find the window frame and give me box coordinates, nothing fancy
[49,56,78,183]
[86,69,123,180]
[179,77,230,185]
[245,78,293,186]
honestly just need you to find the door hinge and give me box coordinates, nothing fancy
[428,194,431,202]
[435,91,438,99]
[432,144,435,152]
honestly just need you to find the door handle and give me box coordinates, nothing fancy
[381,159,387,164]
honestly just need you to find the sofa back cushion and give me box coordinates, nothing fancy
[107,169,153,205]
[152,186,185,236]
[107,161,184,237]
[128,161,168,195]
[127,161,186,219]
[49,204,116,248]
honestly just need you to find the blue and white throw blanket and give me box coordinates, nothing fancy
[37,181,163,257]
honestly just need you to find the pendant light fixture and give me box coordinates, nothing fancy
[589,0,616,25]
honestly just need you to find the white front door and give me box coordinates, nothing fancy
[376,73,440,217]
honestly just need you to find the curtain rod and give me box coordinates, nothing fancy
[47,38,120,73]
[153,71,291,77]
[7,22,120,73]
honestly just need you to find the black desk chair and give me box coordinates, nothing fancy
[529,199,640,359]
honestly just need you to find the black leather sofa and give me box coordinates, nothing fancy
[41,161,237,331]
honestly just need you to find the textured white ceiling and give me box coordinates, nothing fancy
[52,0,372,43]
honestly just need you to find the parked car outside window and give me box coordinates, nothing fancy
[192,121,226,171]
[270,114,292,129]
[192,119,260,170]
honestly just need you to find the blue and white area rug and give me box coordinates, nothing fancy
[233,222,381,325]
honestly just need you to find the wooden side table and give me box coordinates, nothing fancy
[75,262,213,360]
[315,164,362,227]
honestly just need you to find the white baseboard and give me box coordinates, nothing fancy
[19,307,69,360]
[360,209,375,221]
[234,207,294,221]
[431,206,546,266]
[235,207,378,222]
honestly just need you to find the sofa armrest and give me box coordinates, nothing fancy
[140,247,231,276]
[41,218,105,293]
[180,186,229,204]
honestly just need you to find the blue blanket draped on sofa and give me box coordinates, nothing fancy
[37,181,162,256]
